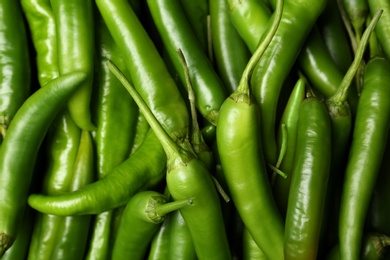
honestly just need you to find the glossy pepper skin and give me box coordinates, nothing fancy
[146,0,228,126]
[0,72,87,257]
[27,111,81,260]
[284,95,332,260]
[217,1,284,257]
[339,56,390,260]
[368,0,390,60]
[21,0,58,87]
[210,0,251,95]
[251,0,326,165]
[85,12,139,260]
[28,128,166,215]
[96,0,190,143]
[0,1,31,142]
[51,0,96,131]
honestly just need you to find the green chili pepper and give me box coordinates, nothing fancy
[27,111,81,260]
[48,130,94,259]
[50,0,95,131]
[226,0,271,53]
[147,211,171,260]
[21,0,58,87]
[179,0,209,53]
[209,0,250,95]
[318,0,354,73]
[0,72,87,256]
[367,131,390,237]
[146,0,227,126]
[368,0,390,60]
[107,60,231,260]
[96,0,190,143]
[272,77,305,218]
[85,12,139,260]
[339,55,390,260]
[28,0,192,217]
[242,227,266,260]
[1,208,33,260]
[112,190,191,260]
[326,233,390,260]
[251,0,326,165]
[284,92,332,260]
[28,128,166,215]
[216,0,284,258]
[341,0,369,42]
[0,0,31,142]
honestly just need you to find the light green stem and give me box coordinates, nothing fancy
[329,9,383,103]
[107,60,181,158]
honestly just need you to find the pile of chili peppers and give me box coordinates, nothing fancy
[1,0,390,259]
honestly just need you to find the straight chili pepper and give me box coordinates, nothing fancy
[179,0,209,54]
[341,0,369,42]
[0,72,87,256]
[339,55,390,260]
[146,0,228,126]
[0,1,31,142]
[48,130,94,259]
[108,59,232,259]
[96,0,190,143]
[284,92,332,260]
[216,0,284,258]
[85,12,139,260]
[209,0,251,95]
[21,0,58,87]
[272,77,305,218]
[317,0,354,73]
[368,0,390,60]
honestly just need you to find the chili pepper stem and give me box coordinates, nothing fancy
[155,199,193,217]
[107,60,185,163]
[272,124,288,184]
[328,9,383,104]
[237,0,284,96]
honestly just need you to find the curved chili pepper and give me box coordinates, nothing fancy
[339,55,390,260]
[217,1,284,257]
[50,0,95,131]
[0,1,31,142]
[209,0,251,95]
[107,60,231,260]
[284,93,332,260]
[112,190,191,260]
[253,0,327,165]
[146,0,228,126]
[28,128,166,215]
[0,72,87,256]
